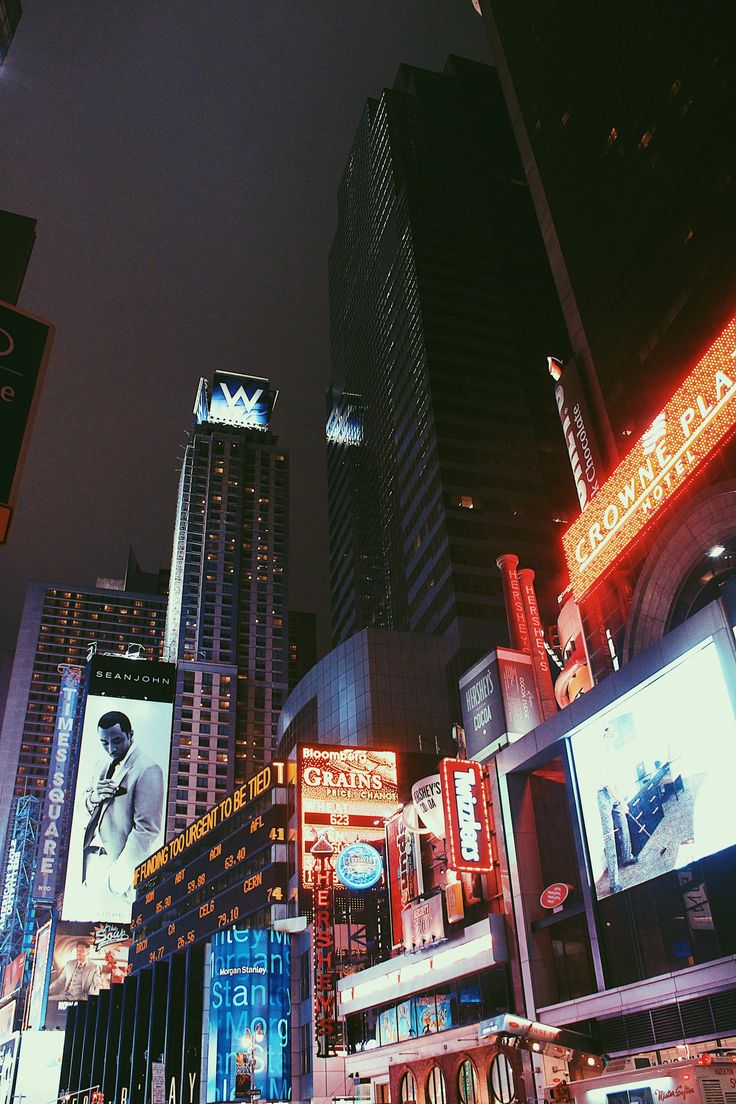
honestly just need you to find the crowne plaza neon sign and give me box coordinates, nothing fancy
[563,314,736,601]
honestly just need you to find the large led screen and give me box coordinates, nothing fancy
[45,920,132,1030]
[571,639,736,900]
[207,927,290,1102]
[62,655,175,923]
[298,745,399,889]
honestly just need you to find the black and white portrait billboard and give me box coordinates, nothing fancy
[61,654,175,924]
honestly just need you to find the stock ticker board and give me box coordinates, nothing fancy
[130,763,288,969]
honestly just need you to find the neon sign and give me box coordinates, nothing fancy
[563,314,736,600]
[298,745,399,888]
[335,842,383,890]
[440,759,494,875]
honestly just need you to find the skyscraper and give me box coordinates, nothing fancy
[0,567,167,862]
[327,57,572,682]
[477,3,736,443]
[477,3,736,668]
[0,0,21,69]
[164,371,288,836]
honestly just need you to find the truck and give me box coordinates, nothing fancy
[565,1056,736,1104]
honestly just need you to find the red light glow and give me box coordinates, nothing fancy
[440,758,494,874]
[563,314,736,600]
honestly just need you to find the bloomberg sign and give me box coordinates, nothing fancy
[440,759,494,875]
[563,313,736,600]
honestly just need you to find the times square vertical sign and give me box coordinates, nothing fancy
[32,666,84,902]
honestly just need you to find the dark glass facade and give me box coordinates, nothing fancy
[327,57,573,680]
[479,2,736,445]
[0,0,21,69]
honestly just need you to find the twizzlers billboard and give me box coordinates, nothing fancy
[563,313,736,600]
[440,759,494,875]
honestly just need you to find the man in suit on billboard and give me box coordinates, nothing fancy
[48,941,101,1001]
[82,710,164,909]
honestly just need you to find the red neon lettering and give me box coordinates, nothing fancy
[563,314,736,599]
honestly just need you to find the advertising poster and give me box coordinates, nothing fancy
[299,745,399,889]
[385,811,423,948]
[572,639,736,900]
[45,920,131,1030]
[62,654,175,923]
[207,927,290,1103]
[1,954,24,1000]
[26,922,52,1031]
[401,894,445,952]
[440,759,494,875]
[0,1034,19,1104]
[461,649,540,761]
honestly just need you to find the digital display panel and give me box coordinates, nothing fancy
[563,313,736,600]
[298,745,399,889]
[207,372,277,430]
[45,919,131,1030]
[62,655,175,923]
[207,927,290,1102]
[571,639,736,900]
[131,770,288,971]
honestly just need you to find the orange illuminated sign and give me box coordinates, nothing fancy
[298,745,399,889]
[563,315,736,600]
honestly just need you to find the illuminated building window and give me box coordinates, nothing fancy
[459,495,474,509]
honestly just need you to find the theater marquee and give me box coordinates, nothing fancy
[563,313,736,600]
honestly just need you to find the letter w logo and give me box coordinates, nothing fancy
[219,381,263,413]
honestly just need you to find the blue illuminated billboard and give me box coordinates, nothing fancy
[207,372,277,431]
[207,927,291,1102]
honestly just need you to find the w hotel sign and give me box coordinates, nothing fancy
[0,301,55,542]
[563,313,736,601]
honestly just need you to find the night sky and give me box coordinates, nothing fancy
[0,2,490,659]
